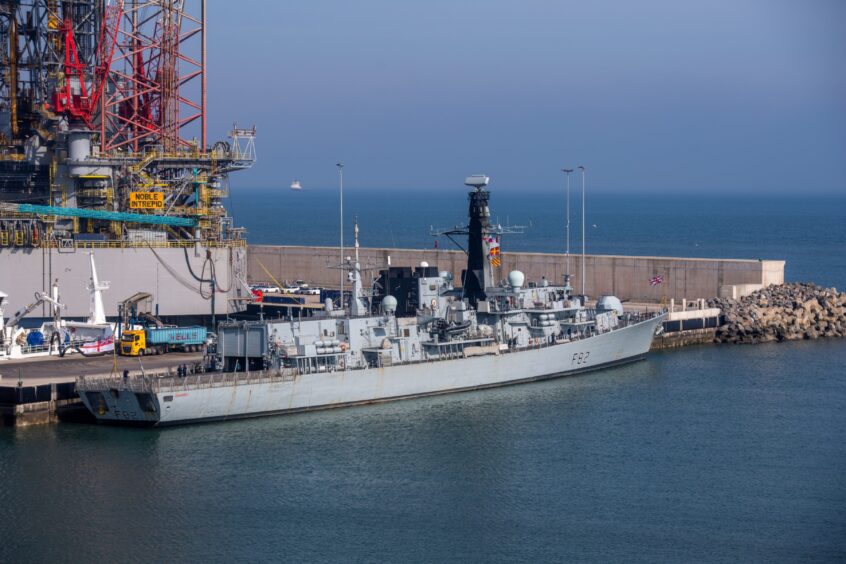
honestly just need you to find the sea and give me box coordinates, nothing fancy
[2,189,845,563]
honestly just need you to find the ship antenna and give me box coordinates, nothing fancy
[578,165,586,298]
[561,168,574,294]
[336,162,345,309]
[87,251,110,325]
[350,218,367,316]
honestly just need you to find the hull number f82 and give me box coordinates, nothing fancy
[572,351,591,365]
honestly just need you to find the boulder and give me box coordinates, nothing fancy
[713,283,846,345]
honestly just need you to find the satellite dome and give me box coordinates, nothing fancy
[507,270,525,289]
[382,295,398,314]
[420,261,429,268]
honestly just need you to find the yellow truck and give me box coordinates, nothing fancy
[119,326,207,356]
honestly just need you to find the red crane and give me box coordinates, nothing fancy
[50,2,123,128]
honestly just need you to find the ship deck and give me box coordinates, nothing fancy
[0,352,204,387]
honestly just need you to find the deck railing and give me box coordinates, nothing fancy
[77,365,302,394]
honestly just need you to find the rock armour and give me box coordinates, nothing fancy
[708,283,846,344]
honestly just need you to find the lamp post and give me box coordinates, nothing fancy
[578,165,586,297]
[336,162,344,308]
[561,168,574,279]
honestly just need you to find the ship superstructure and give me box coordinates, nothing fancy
[77,177,666,426]
[0,1,255,319]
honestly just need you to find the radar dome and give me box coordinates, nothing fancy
[420,261,429,268]
[382,295,398,314]
[508,270,525,289]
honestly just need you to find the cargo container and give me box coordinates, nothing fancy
[120,327,207,356]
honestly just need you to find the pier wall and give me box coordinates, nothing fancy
[0,246,248,318]
[247,245,784,302]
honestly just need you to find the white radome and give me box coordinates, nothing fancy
[508,270,525,289]
[382,295,398,314]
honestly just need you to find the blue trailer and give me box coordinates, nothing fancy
[120,326,208,356]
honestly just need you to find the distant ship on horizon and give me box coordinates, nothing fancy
[290,180,302,191]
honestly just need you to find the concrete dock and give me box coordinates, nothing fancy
[0,352,203,427]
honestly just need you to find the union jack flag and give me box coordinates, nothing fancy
[649,274,664,286]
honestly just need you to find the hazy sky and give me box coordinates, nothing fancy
[205,0,845,194]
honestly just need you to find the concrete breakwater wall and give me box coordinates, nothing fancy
[709,283,846,344]
[248,245,784,303]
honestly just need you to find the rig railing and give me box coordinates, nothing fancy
[35,239,247,249]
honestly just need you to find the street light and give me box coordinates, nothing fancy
[578,165,586,297]
[337,162,344,307]
[561,168,574,281]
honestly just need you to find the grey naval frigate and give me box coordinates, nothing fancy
[77,175,666,426]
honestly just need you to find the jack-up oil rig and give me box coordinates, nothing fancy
[0,1,255,320]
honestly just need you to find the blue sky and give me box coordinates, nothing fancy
[205,0,845,194]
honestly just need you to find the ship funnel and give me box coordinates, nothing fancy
[87,252,110,325]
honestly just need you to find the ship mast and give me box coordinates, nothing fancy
[463,176,493,307]
[87,252,110,325]
[349,220,367,316]
[429,175,524,308]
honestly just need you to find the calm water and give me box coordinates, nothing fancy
[234,189,846,289]
[2,190,845,562]
[2,342,845,562]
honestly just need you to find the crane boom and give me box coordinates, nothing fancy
[6,292,66,331]
[49,1,124,126]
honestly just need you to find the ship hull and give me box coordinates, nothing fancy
[78,315,664,426]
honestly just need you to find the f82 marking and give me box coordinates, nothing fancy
[572,351,591,365]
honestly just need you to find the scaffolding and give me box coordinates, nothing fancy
[0,0,254,248]
[101,0,206,152]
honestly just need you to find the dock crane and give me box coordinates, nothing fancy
[1,287,66,355]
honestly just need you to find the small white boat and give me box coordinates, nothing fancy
[290,180,302,191]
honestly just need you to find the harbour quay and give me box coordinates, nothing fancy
[0,352,203,427]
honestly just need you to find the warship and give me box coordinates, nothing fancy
[0,2,254,322]
[77,176,666,426]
